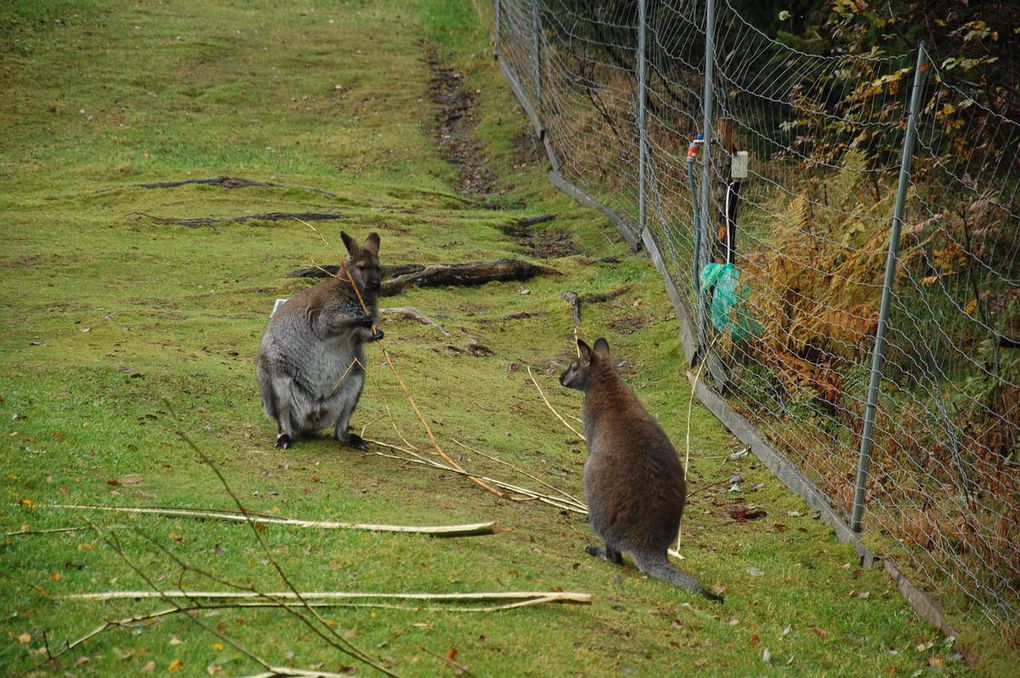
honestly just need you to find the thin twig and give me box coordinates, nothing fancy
[163,405,396,677]
[380,306,451,336]
[104,527,276,672]
[451,439,584,507]
[42,504,496,537]
[526,365,585,441]
[361,441,587,514]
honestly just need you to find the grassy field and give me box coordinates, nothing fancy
[0,1,992,675]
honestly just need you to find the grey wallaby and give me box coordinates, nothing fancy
[560,337,723,603]
[256,231,383,450]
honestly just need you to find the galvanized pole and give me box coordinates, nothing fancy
[696,0,716,352]
[531,0,542,109]
[494,0,501,58]
[636,0,647,234]
[850,42,929,532]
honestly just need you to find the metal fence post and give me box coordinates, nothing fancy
[531,0,542,109]
[850,42,929,532]
[636,0,647,234]
[494,0,501,58]
[696,0,716,352]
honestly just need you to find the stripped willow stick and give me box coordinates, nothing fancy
[42,504,495,538]
[527,365,585,441]
[66,590,592,604]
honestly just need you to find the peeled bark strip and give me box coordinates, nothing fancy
[45,504,495,537]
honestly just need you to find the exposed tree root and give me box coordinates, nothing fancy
[381,259,558,295]
[286,259,558,295]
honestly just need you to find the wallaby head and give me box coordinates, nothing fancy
[559,337,611,391]
[340,231,382,293]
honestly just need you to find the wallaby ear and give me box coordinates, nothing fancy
[340,231,358,257]
[577,339,593,363]
[593,337,610,359]
[363,232,380,254]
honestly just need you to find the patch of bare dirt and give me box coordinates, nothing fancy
[501,215,581,259]
[427,50,494,196]
[607,315,653,335]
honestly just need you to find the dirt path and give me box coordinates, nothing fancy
[427,49,495,196]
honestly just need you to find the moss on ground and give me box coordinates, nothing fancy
[0,0,995,675]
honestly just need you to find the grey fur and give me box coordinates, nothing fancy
[256,232,382,449]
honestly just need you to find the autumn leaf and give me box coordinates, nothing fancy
[168,658,184,673]
[446,648,459,661]
[17,632,32,644]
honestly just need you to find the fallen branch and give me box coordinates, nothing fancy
[141,212,345,227]
[42,504,495,537]
[561,285,632,325]
[580,284,632,304]
[136,175,341,199]
[380,307,451,336]
[66,590,592,605]
[286,263,424,279]
[285,259,557,295]
[512,213,555,228]
[381,259,558,296]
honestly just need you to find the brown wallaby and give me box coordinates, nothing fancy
[256,232,383,450]
[560,337,723,603]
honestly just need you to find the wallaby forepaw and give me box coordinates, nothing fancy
[345,432,369,451]
[369,327,384,342]
[275,433,293,450]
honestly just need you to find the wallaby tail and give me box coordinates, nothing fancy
[256,357,278,421]
[633,551,724,603]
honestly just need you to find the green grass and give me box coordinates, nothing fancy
[0,1,992,675]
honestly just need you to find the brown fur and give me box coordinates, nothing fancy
[560,337,722,602]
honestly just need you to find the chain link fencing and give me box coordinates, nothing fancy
[495,0,1018,636]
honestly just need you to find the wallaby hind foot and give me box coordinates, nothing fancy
[343,431,369,451]
[586,544,624,564]
[275,433,293,450]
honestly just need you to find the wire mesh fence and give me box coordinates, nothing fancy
[495,0,1018,635]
